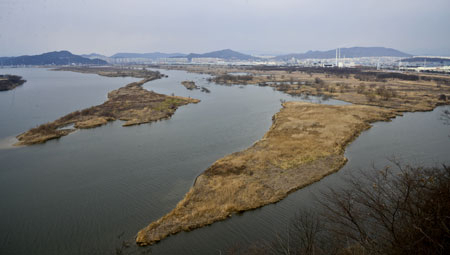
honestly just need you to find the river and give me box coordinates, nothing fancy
[0,68,448,254]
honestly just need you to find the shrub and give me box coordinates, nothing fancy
[314,77,324,85]
[375,85,396,100]
[365,93,376,102]
[320,164,450,255]
[356,84,365,94]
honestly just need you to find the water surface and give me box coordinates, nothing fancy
[0,68,139,139]
[0,68,448,254]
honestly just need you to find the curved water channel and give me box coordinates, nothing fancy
[0,68,448,254]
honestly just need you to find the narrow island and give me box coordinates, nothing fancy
[136,65,450,246]
[136,102,398,245]
[0,75,26,91]
[181,80,199,90]
[181,80,211,93]
[15,68,199,146]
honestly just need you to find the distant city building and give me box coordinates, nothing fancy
[158,58,189,64]
[191,58,223,64]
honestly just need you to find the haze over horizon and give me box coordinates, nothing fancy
[1,0,449,57]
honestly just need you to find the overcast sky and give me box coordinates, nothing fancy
[1,0,449,56]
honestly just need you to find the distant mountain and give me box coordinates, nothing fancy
[81,53,109,59]
[110,52,186,59]
[184,49,259,60]
[81,53,113,63]
[276,47,411,60]
[0,51,107,66]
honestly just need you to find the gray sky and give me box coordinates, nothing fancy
[1,0,449,56]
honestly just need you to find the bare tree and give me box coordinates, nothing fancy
[233,163,450,255]
[320,163,450,255]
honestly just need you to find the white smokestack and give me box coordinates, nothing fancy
[336,48,338,66]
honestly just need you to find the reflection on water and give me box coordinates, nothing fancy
[0,68,448,254]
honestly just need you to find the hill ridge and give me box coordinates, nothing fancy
[0,51,107,65]
[276,47,411,60]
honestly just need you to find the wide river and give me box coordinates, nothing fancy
[0,68,449,254]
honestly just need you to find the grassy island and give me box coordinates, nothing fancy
[181,80,199,90]
[181,80,211,93]
[136,102,398,245]
[15,68,199,146]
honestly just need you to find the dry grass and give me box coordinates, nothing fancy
[136,102,398,245]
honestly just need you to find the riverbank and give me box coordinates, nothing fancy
[15,69,199,146]
[136,102,398,245]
